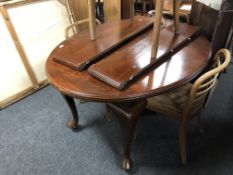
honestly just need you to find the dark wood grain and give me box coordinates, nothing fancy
[106,100,147,170]
[190,0,219,40]
[190,0,233,59]
[61,93,79,129]
[46,19,211,171]
[88,24,200,90]
[121,0,132,19]
[46,20,211,102]
[53,16,153,71]
[211,0,233,57]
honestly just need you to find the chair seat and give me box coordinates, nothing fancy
[146,49,231,166]
[147,83,192,119]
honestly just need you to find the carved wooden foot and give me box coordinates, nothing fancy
[121,156,132,171]
[122,118,137,171]
[67,118,79,129]
[61,93,79,130]
[106,100,147,171]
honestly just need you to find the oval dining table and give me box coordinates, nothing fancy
[45,18,211,170]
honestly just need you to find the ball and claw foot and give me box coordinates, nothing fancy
[67,118,79,129]
[121,157,132,171]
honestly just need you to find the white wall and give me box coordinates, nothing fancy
[0,0,70,103]
[8,0,70,82]
[0,13,32,102]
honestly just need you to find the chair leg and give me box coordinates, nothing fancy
[197,113,204,134]
[179,123,187,166]
[121,116,139,171]
[105,104,112,122]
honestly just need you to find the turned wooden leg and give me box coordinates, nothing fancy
[142,0,146,13]
[197,113,204,134]
[61,93,79,130]
[179,122,187,166]
[121,116,139,171]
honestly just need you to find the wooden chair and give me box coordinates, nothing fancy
[146,49,231,165]
[163,0,192,23]
[65,18,101,39]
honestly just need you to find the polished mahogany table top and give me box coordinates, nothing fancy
[46,19,211,102]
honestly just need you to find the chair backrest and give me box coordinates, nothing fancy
[185,49,231,115]
[65,18,101,39]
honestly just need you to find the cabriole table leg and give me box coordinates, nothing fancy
[121,116,139,171]
[61,93,79,129]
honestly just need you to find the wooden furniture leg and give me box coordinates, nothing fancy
[179,116,188,166]
[151,0,164,58]
[88,0,96,40]
[61,93,79,129]
[142,0,147,13]
[106,100,147,170]
[173,0,180,33]
[130,0,135,22]
[122,113,140,170]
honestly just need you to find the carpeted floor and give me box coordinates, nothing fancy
[1,64,233,175]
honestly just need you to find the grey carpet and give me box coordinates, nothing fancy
[1,64,233,175]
